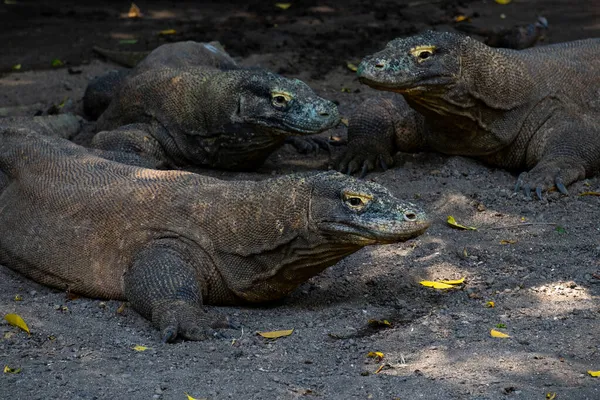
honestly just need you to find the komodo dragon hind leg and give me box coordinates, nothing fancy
[124,240,234,342]
[91,123,173,169]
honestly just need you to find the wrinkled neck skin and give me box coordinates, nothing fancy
[190,176,363,305]
[406,39,537,155]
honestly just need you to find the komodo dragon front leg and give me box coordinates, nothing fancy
[336,96,426,177]
[124,239,233,342]
[91,123,175,169]
[514,113,600,199]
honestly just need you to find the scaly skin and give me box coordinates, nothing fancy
[0,121,429,342]
[338,31,600,199]
[84,41,340,171]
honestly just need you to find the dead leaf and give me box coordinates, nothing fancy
[128,3,142,18]
[116,303,126,314]
[257,329,294,339]
[159,29,177,36]
[367,351,384,361]
[438,278,465,285]
[4,313,30,334]
[490,329,510,338]
[447,216,477,230]
[13,295,22,301]
[368,319,391,328]
[454,15,469,22]
[51,59,64,68]
[340,118,349,126]
[485,301,495,308]
[3,365,21,374]
[579,192,600,196]
[3,332,15,339]
[185,393,208,400]
[546,393,556,400]
[500,239,517,245]
[132,345,150,352]
[119,39,139,45]
[588,370,600,377]
[346,62,358,72]
[275,3,292,10]
[11,64,21,71]
[341,87,351,93]
[495,0,512,4]
[420,280,455,290]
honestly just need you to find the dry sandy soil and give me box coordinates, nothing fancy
[1,1,600,399]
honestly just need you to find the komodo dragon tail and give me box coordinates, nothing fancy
[92,46,150,68]
[0,114,84,140]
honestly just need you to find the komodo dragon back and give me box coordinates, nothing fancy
[0,121,428,342]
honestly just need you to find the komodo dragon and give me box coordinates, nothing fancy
[337,31,600,199]
[83,41,340,171]
[0,120,429,342]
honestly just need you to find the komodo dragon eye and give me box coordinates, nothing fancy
[410,46,436,62]
[271,92,293,110]
[343,192,373,211]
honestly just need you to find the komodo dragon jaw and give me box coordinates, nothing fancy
[356,31,461,94]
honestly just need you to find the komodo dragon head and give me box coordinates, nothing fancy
[356,31,465,96]
[221,69,341,135]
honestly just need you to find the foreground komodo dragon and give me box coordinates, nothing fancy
[0,122,429,342]
[337,31,600,199]
[83,41,340,171]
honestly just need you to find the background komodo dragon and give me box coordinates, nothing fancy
[0,120,429,342]
[336,32,600,199]
[83,41,340,171]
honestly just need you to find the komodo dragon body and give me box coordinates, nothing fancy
[338,32,600,199]
[0,121,429,342]
[84,41,340,171]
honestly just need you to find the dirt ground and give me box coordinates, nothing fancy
[2,0,600,399]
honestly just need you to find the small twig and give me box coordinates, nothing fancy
[487,222,558,230]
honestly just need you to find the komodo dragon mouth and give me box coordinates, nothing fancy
[319,218,431,244]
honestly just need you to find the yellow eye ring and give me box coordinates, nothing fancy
[343,192,373,209]
[410,45,436,61]
[271,92,293,108]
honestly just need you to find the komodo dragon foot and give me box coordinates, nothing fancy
[514,159,583,200]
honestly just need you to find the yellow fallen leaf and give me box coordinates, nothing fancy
[490,329,510,338]
[500,239,517,245]
[420,280,455,289]
[495,0,511,4]
[485,301,495,308]
[447,216,477,230]
[132,345,150,351]
[588,370,600,377]
[439,278,465,285]
[367,351,384,360]
[340,118,349,126]
[275,3,291,10]
[346,62,358,72]
[14,295,22,301]
[579,192,600,196]
[454,15,469,22]
[159,29,177,35]
[546,393,556,400]
[257,329,294,338]
[51,58,64,68]
[3,365,21,374]
[116,302,126,314]
[184,393,208,400]
[4,313,30,334]
[368,319,391,327]
[12,64,21,71]
[341,87,351,93]
[128,2,142,18]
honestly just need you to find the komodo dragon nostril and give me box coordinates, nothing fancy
[404,212,417,221]
[319,111,330,117]
[375,62,385,69]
